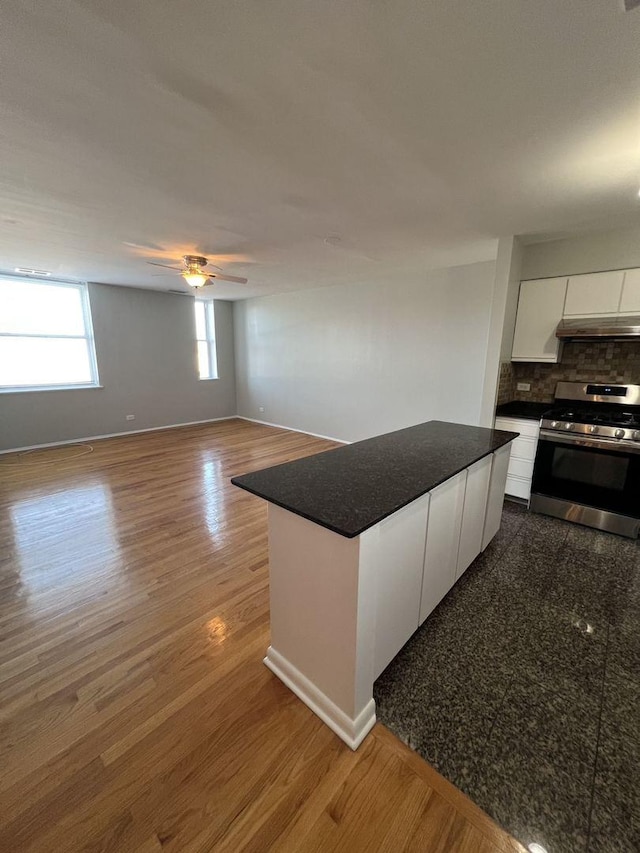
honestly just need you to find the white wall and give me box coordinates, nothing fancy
[234,260,497,443]
[0,283,237,451]
[479,237,524,425]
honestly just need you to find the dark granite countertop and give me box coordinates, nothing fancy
[231,420,518,539]
[495,400,552,421]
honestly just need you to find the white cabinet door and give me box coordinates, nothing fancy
[564,271,624,316]
[512,278,567,363]
[373,493,430,678]
[620,269,640,315]
[419,471,466,626]
[456,455,492,580]
[482,444,512,550]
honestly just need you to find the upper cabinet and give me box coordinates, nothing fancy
[511,277,567,363]
[564,271,624,316]
[620,269,640,315]
[511,266,640,362]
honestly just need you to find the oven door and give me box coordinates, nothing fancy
[532,431,640,519]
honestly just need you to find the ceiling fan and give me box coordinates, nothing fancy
[147,255,248,289]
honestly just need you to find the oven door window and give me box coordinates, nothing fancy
[532,439,640,516]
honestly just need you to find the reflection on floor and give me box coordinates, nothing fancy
[374,501,640,853]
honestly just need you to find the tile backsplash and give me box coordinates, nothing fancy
[498,340,640,404]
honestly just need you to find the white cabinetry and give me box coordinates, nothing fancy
[373,494,430,678]
[620,269,640,315]
[512,278,567,363]
[564,271,624,316]
[456,455,492,580]
[494,416,540,501]
[419,470,466,626]
[482,443,511,550]
[375,446,515,676]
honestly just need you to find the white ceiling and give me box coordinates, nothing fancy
[1,0,639,300]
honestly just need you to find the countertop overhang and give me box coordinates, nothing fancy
[231,420,518,538]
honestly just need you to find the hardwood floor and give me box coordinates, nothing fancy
[0,419,525,852]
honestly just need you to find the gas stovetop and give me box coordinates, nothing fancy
[541,382,640,444]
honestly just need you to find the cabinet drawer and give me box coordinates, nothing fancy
[495,417,540,439]
[508,457,534,480]
[505,474,531,500]
[510,435,538,462]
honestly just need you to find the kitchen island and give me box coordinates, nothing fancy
[232,421,518,748]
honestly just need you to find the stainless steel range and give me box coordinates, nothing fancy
[530,382,640,538]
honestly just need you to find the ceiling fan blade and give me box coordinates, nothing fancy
[208,273,248,284]
[151,272,183,276]
[206,262,223,272]
[147,261,183,271]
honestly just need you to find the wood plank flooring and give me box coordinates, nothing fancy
[0,419,525,852]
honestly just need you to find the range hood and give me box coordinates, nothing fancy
[556,316,640,340]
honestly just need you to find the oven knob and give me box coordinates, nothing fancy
[614,428,626,439]
[551,421,559,429]
[564,422,575,431]
[634,431,640,441]
[588,425,599,434]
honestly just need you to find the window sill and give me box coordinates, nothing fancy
[0,384,104,395]
[198,377,219,382]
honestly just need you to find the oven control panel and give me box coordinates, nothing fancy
[541,419,640,443]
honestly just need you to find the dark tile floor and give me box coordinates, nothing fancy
[374,501,640,853]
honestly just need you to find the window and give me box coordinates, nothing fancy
[194,298,218,380]
[0,277,99,392]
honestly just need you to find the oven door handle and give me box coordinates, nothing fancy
[538,429,640,455]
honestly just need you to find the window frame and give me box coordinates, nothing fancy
[0,276,101,393]
[194,297,218,381]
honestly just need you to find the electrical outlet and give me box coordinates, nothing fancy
[258,407,265,413]
[516,382,531,392]
[126,414,136,421]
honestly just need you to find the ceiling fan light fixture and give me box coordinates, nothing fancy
[182,271,209,288]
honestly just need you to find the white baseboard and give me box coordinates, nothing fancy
[0,415,238,455]
[237,416,350,445]
[264,645,376,750]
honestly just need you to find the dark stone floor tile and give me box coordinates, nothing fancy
[601,670,640,743]
[520,511,571,552]
[420,725,487,800]
[473,752,591,853]
[565,525,640,565]
[375,671,495,769]
[438,556,502,614]
[594,725,640,824]
[492,539,557,597]
[471,673,598,850]
[546,549,627,629]
[588,792,640,853]
[518,599,607,701]
[561,540,639,591]
[480,527,518,567]
[488,674,599,770]
[377,605,514,716]
[608,622,640,685]
[375,505,640,853]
